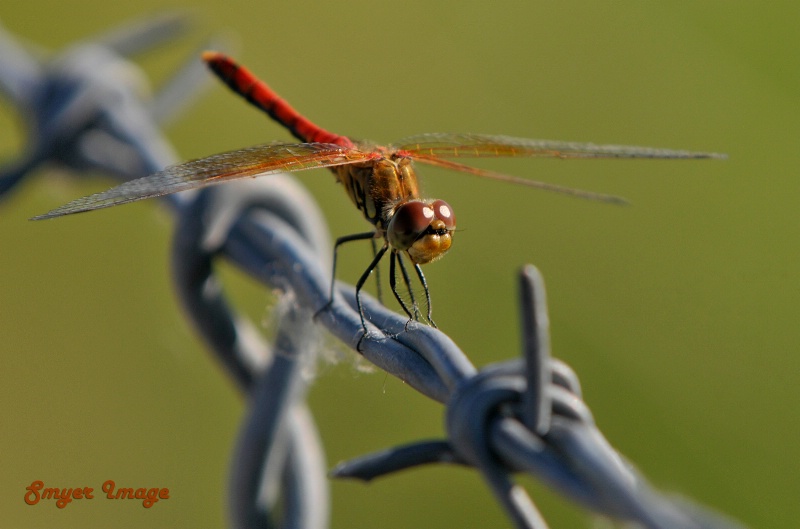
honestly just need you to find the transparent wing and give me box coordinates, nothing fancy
[394,132,726,160]
[411,155,629,204]
[33,142,371,219]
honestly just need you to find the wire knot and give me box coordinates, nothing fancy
[445,362,529,469]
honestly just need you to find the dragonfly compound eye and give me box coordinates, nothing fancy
[388,201,433,250]
[388,200,456,265]
[431,199,456,231]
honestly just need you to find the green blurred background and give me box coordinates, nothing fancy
[1,1,797,528]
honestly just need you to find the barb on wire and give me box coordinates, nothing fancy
[0,13,227,201]
[1,18,748,529]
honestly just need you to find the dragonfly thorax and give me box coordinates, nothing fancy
[387,199,456,265]
[335,154,420,229]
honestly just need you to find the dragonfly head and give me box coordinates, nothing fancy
[387,199,456,264]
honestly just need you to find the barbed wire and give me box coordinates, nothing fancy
[0,15,747,529]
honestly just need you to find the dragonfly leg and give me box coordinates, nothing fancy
[414,262,436,328]
[370,237,383,304]
[314,231,376,321]
[354,243,389,351]
[389,252,416,322]
[394,252,423,323]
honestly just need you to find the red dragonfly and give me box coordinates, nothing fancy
[34,51,723,335]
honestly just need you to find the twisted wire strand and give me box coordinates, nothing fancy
[189,177,746,529]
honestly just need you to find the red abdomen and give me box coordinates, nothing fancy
[202,51,353,148]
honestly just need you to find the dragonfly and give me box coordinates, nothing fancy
[33,51,724,338]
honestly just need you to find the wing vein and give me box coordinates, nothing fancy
[32,142,368,219]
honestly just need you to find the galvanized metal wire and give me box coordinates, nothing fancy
[0,16,747,529]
